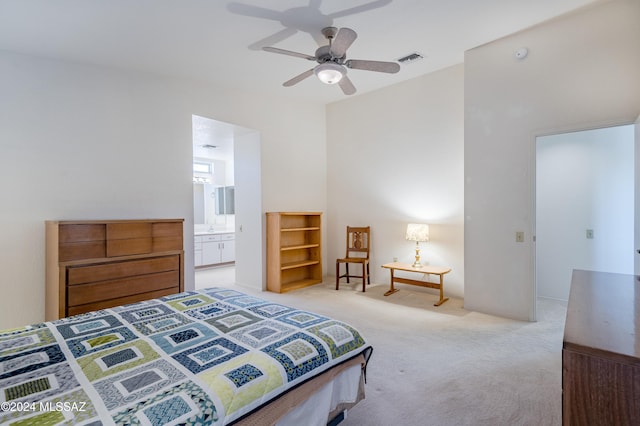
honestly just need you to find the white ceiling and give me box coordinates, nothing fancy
[192,115,237,162]
[0,0,603,105]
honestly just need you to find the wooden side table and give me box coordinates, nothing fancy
[381,262,451,306]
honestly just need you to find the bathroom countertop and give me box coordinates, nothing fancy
[194,230,234,236]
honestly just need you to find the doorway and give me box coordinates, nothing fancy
[192,116,236,234]
[535,124,634,302]
[192,115,263,291]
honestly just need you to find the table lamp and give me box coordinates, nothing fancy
[406,223,429,268]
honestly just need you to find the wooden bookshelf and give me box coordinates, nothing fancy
[266,212,322,293]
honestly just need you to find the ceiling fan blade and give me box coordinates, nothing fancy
[283,69,315,87]
[345,59,400,73]
[330,27,357,58]
[338,75,357,95]
[263,46,316,61]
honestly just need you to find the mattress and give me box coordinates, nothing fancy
[0,287,371,425]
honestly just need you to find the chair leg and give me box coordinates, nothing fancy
[335,262,340,290]
[345,264,350,283]
[367,263,371,285]
[362,263,367,292]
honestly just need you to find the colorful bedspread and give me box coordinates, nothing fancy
[0,287,370,425]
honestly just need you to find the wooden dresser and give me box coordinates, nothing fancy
[562,269,640,425]
[46,219,184,320]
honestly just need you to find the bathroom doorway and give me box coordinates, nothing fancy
[192,116,236,235]
[192,115,263,290]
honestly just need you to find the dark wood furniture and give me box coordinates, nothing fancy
[562,269,640,425]
[381,262,451,306]
[45,219,184,320]
[336,226,371,292]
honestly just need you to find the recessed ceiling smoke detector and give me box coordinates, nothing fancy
[514,47,529,60]
[397,52,424,64]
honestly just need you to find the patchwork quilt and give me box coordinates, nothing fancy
[0,287,370,425]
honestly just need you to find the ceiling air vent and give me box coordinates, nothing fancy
[397,52,424,64]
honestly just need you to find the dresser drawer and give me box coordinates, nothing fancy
[153,222,183,252]
[59,241,106,262]
[67,270,179,307]
[152,221,182,237]
[58,224,106,261]
[106,222,152,257]
[67,287,178,317]
[59,223,105,242]
[67,255,179,285]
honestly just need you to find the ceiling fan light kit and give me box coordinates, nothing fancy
[314,62,345,84]
[263,26,400,95]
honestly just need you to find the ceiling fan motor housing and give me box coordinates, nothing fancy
[321,26,339,40]
[315,45,345,64]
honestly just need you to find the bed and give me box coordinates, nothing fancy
[0,287,372,425]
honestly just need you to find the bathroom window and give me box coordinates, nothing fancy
[193,161,212,174]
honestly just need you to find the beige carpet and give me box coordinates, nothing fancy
[196,268,566,426]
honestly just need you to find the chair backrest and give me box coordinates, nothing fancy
[345,226,370,259]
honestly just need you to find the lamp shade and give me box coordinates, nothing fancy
[405,223,429,242]
[314,62,344,84]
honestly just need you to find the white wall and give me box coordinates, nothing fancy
[327,65,465,298]
[233,130,264,291]
[0,50,326,328]
[536,125,634,301]
[465,0,640,320]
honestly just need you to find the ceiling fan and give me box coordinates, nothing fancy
[263,26,400,95]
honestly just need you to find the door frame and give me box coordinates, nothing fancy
[634,115,640,274]
[532,118,638,320]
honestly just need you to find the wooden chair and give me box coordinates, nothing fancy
[336,226,371,292]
